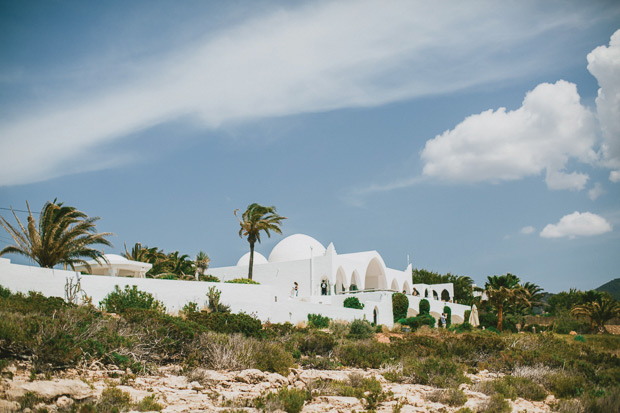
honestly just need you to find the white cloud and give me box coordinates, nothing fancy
[0,1,607,185]
[588,29,620,181]
[421,81,597,190]
[519,226,535,235]
[588,182,605,201]
[540,211,612,239]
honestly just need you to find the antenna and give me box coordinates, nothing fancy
[407,254,410,266]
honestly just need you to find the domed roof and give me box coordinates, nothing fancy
[268,234,326,263]
[236,251,268,267]
[102,254,130,264]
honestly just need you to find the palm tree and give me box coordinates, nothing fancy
[195,251,210,280]
[483,273,530,332]
[235,203,287,280]
[123,242,165,264]
[571,294,620,333]
[165,251,194,278]
[0,200,113,271]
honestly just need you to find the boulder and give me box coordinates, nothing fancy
[6,379,94,401]
[235,369,266,384]
[0,399,20,412]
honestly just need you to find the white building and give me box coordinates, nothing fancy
[0,233,469,327]
[74,254,152,278]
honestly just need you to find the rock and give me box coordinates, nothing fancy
[6,379,94,401]
[265,372,289,387]
[56,396,74,408]
[569,331,577,335]
[235,369,266,384]
[0,399,20,412]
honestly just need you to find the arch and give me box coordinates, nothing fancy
[406,308,418,317]
[350,270,361,291]
[451,314,464,324]
[441,289,450,302]
[364,257,387,290]
[373,306,379,325]
[403,281,412,295]
[430,311,441,325]
[390,279,399,291]
[335,267,347,294]
[432,290,439,300]
[424,289,429,298]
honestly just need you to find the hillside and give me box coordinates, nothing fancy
[596,278,620,301]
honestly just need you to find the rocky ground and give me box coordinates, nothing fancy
[1,361,558,412]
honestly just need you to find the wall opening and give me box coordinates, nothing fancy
[364,257,386,290]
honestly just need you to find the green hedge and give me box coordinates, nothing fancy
[392,293,409,322]
[419,299,430,315]
[344,296,364,310]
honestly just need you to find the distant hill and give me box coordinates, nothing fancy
[596,278,620,301]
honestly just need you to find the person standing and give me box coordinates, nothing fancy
[320,280,328,295]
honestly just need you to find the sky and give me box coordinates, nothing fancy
[1,0,619,293]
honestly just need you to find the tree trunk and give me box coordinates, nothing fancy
[498,304,503,332]
[248,240,255,280]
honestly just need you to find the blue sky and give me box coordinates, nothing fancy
[1,0,619,293]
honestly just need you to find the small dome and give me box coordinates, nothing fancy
[268,234,326,263]
[236,251,268,267]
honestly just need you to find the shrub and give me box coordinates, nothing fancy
[399,314,436,330]
[259,387,310,413]
[392,293,409,322]
[479,393,511,413]
[253,341,294,376]
[336,340,393,368]
[225,278,260,284]
[348,319,374,339]
[136,395,163,412]
[193,332,254,371]
[443,306,452,328]
[190,311,263,338]
[198,274,220,282]
[96,385,133,412]
[403,356,469,388]
[100,285,165,314]
[464,309,471,323]
[0,285,11,299]
[307,313,330,329]
[552,314,589,334]
[574,335,586,343]
[299,331,336,356]
[419,299,430,315]
[343,296,364,310]
[206,286,230,313]
[426,388,467,407]
[474,376,547,401]
[543,372,586,398]
[181,301,200,316]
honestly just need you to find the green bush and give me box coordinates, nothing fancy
[475,376,547,401]
[136,395,163,412]
[419,299,430,315]
[443,306,452,328]
[100,285,165,314]
[552,314,589,334]
[198,274,220,282]
[182,301,200,316]
[190,311,263,338]
[225,278,260,284]
[464,309,471,323]
[426,388,467,406]
[0,285,11,299]
[253,342,294,376]
[307,313,330,329]
[392,293,409,322]
[399,314,436,330]
[96,386,133,412]
[348,319,374,339]
[479,393,511,413]
[336,340,393,368]
[259,387,310,413]
[299,331,336,356]
[403,356,469,388]
[343,296,364,310]
[543,372,586,398]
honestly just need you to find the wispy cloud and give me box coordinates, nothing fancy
[0,0,604,185]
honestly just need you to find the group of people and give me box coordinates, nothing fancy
[439,312,449,327]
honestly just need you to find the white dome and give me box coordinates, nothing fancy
[268,234,326,263]
[102,254,130,264]
[236,251,268,267]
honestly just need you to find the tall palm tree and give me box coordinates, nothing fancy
[571,295,620,333]
[0,200,113,271]
[195,251,210,280]
[123,242,165,265]
[235,203,287,280]
[483,273,530,332]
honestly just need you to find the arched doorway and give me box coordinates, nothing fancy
[335,267,347,294]
[441,289,450,302]
[350,270,361,291]
[364,257,387,290]
[432,290,439,300]
[390,279,399,291]
[373,306,379,325]
[403,281,412,295]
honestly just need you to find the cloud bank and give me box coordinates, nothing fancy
[540,211,612,239]
[421,80,597,191]
[0,0,608,185]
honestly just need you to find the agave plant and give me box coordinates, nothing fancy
[0,200,113,271]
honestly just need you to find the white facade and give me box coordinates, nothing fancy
[0,234,469,327]
[74,254,152,278]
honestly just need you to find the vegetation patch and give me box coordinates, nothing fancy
[343,296,364,309]
[225,278,260,284]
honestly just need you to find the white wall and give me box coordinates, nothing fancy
[0,258,468,326]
